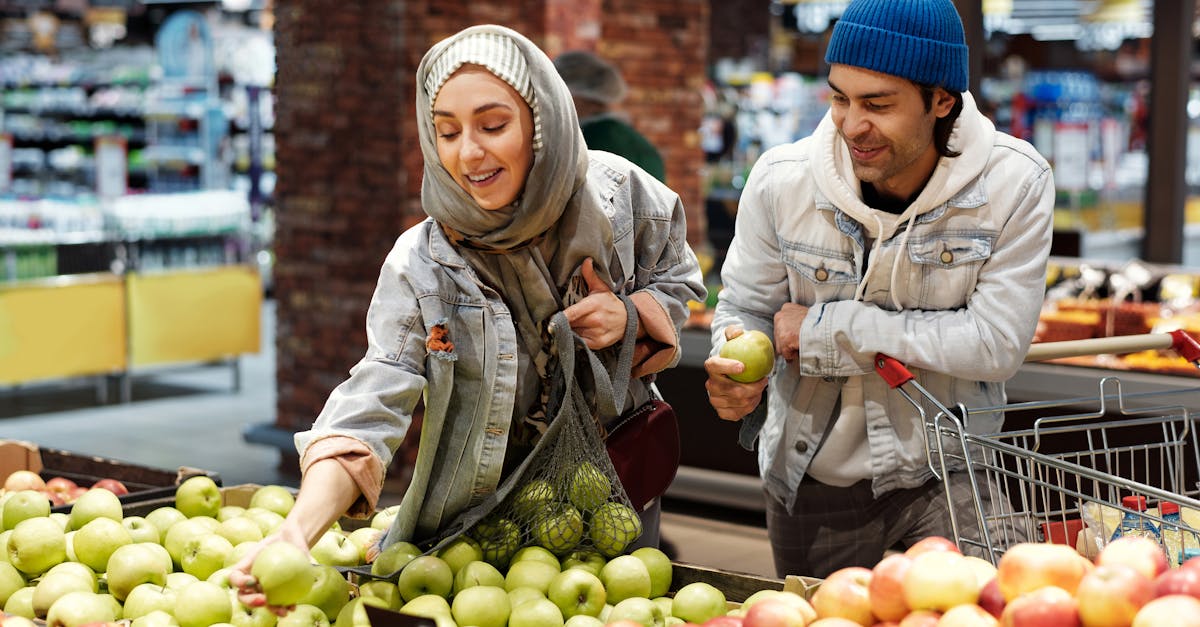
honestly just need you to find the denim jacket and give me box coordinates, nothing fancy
[712,94,1055,512]
[296,151,705,543]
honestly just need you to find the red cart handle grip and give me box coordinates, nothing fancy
[1169,329,1200,366]
[874,353,914,388]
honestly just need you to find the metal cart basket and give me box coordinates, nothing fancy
[875,330,1200,566]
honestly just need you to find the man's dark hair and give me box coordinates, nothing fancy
[918,85,963,158]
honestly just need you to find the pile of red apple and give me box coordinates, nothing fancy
[2,469,128,507]
[776,534,1200,627]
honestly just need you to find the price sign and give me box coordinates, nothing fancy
[95,136,127,198]
[1053,123,1089,192]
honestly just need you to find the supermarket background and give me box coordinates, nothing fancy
[5,0,1200,577]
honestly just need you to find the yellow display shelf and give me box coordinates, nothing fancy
[0,273,127,385]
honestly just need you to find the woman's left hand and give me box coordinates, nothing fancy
[564,258,628,350]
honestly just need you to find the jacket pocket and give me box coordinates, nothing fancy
[905,232,995,309]
[779,239,859,304]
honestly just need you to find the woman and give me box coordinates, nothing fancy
[231,24,704,611]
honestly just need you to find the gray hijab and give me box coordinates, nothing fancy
[415,25,615,398]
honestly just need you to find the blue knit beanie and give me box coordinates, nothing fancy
[824,0,969,93]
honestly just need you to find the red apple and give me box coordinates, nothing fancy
[702,616,745,627]
[999,585,1080,627]
[898,612,942,627]
[44,476,78,494]
[811,567,875,626]
[903,551,979,613]
[1098,537,1169,580]
[4,470,45,492]
[996,542,1093,601]
[40,489,65,507]
[1153,566,1200,599]
[1131,594,1200,627]
[743,598,812,627]
[66,485,88,504]
[869,553,913,622]
[977,578,1005,619]
[938,604,1000,627]
[1182,556,1200,572]
[1076,564,1154,627]
[811,619,868,627]
[905,536,961,557]
[91,479,129,496]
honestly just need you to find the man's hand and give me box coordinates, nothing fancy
[704,325,770,421]
[774,303,808,363]
[564,258,627,350]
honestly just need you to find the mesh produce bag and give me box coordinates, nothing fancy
[411,302,643,569]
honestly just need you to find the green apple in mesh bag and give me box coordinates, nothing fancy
[512,479,560,521]
[370,540,422,578]
[588,501,642,557]
[473,516,523,569]
[719,329,775,383]
[567,462,612,512]
[436,534,484,574]
[533,505,584,556]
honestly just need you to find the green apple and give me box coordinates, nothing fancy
[561,549,606,577]
[719,329,775,383]
[0,615,36,627]
[547,567,606,618]
[452,584,511,627]
[508,586,546,609]
[121,583,177,619]
[4,584,36,618]
[564,614,605,627]
[165,571,200,590]
[399,593,451,622]
[0,560,26,607]
[302,564,352,620]
[599,555,651,604]
[43,560,96,588]
[0,529,11,562]
[370,540,421,578]
[371,505,400,531]
[671,582,727,624]
[130,609,180,627]
[508,596,565,627]
[174,580,233,627]
[473,517,522,569]
[249,485,296,517]
[2,490,50,531]
[7,516,67,576]
[144,506,187,537]
[631,547,672,598]
[123,515,162,544]
[73,516,132,572]
[67,487,123,530]
[652,596,673,619]
[175,476,222,519]
[533,506,584,555]
[218,505,246,522]
[513,545,562,569]
[32,571,93,618]
[230,602,280,627]
[205,566,233,588]
[567,463,612,513]
[278,603,330,627]
[345,527,381,563]
[395,554,453,602]
[436,535,483,574]
[47,512,69,530]
[44,590,119,626]
[251,541,317,607]
[609,596,666,627]
[359,579,402,610]
[226,540,258,567]
[164,517,220,570]
[336,595,391,627]
[310,529,361,568]
[103,542,172,601]
[181,532,235,580]
[505,559,561,595]
[243,507,286,536]
[511,480,559,521]
[217,515,264,546]
[588,502,642,557]
[453,559,506,594]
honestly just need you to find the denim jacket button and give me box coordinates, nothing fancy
[940,250,954,264]
[814,268,829,282]
[794,440,808,453]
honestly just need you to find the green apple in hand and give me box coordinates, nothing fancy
[7,516,67,576]
[395,555,453,602]
[174,580,233,627]
[453,559,507,594]
[719,329,775,383]
[2,490,50,531]
[451,584,511,627]
[547,567,606,618]
[599,554,651,604]
[68,487,123,530]
[104,542,172,601]
[174,476,222,519]
[631,546,673,598]
[588,502,642,558]
[671,581,728,624]
[251,541,317,607]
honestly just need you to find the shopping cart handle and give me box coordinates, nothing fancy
[1168,329,1200,366]
[874,353,914,388]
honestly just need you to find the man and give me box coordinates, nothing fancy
[554,50,667,183]
[704,0,1053,578]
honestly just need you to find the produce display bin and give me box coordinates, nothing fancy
[0,438,221,514]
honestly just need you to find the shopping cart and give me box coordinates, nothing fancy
[874,329,1200,566]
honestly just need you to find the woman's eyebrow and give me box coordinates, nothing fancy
[433,102,514,118]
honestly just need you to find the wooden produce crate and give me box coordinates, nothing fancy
[0,439,221,514]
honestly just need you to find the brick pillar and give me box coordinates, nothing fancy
[272,2,709,478]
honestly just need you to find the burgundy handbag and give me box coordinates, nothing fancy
[604,398,681,512]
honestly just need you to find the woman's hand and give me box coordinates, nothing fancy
[228,521,311,617]
[564,258,628,350]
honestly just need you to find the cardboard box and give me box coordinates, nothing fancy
[0,439,221,513]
